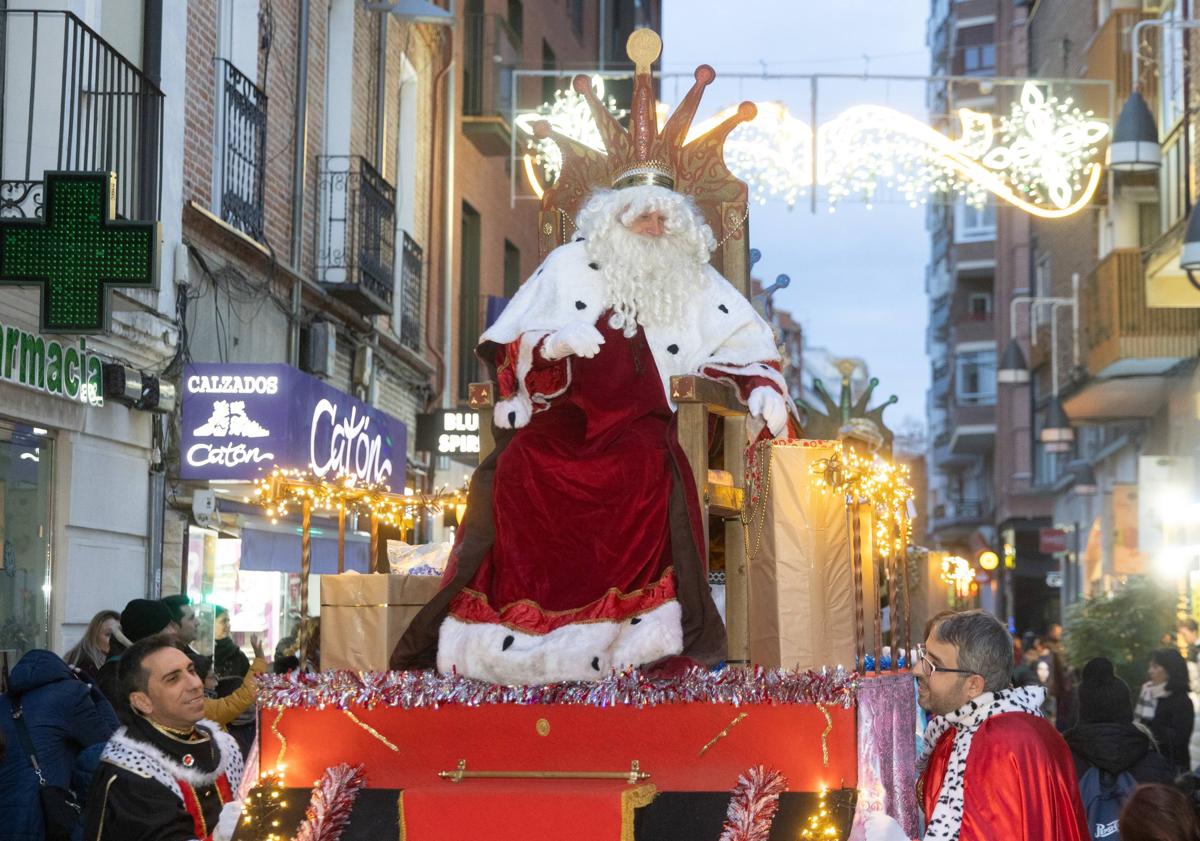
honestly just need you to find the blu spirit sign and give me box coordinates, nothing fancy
[180,363,407,491]
[0,318,105,406]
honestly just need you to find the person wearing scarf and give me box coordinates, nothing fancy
[1134,647,1194,774]
[867,610,1087,841]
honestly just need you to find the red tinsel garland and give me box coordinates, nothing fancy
[292,763,367,841]
[719,765,788,841]
[256,666,859,710]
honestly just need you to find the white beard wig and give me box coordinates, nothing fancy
[575,185,717,337]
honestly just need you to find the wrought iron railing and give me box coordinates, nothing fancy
[462,13,520,118]
[399,232,423,352]
[0,10,163,220]
[316,156,396,313]
[216,59,267,241]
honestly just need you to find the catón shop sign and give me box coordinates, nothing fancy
[181,363,407,491]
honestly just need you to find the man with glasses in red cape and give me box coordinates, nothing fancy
[868,610,1087,841]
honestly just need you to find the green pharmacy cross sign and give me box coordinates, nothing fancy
[0,171,158,334]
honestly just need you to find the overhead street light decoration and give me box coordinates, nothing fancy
[518,81,1109,219]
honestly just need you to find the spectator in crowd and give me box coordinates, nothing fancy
[1136,648,1195,774]
[1179,618,1199,664]
[212,606,249,681]
[97,600,176,707]
[83,636,243,841]
[194,641,265,731]
[64,610,122,683]
[1064,656,1174,835]
[1013,636,1043,687]
[1119,784,1200,841]
[0,649,120,841]
[161,594,199,652]
[867,610,1087,841]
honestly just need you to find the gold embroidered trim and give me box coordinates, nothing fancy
[620,783,657,841]
[343,709,400,752]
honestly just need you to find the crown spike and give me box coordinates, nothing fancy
[658,65,716,153]
[686,101,757,149]
[570,74,631,162]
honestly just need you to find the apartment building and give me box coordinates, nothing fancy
[1023,0,1200,610]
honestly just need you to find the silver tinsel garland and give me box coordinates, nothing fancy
[256,666,859,711]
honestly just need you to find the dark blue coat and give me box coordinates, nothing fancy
[0,650,119,841]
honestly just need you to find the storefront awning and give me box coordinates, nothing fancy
[238,516,371,575]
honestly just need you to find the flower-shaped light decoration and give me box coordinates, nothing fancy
[981,83,1109,210]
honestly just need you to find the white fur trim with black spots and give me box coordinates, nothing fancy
[99,719,244,802]
[437,599,683,685]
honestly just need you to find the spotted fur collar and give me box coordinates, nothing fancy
[100,719,243,801]
[919,685,1046,840]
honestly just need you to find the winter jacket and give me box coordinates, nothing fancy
[1064,721,1177,785]
[0,650,120,840]
[1139,689,1194,773]
[203,657,266,726]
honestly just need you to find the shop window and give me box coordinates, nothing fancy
[0,423,53,657]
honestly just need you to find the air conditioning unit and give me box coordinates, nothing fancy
[304,321,337,378]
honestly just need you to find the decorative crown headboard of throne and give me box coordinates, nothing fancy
[532,29,758,298]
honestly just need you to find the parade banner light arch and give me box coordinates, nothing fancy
[512,72,1112,220]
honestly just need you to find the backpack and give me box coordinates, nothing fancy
[1079,766,1137,840]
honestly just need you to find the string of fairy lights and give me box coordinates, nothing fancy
[252,468,468,529]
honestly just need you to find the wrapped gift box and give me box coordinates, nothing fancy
[320,573,442,672]
[747,440,878,671]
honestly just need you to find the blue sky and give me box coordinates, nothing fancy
[663,1,932,432]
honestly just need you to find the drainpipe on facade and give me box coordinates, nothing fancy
[289,0,312,368]
[441,0,457,409]
[143,0,166,597]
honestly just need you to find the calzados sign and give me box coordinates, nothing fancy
[180,363,406,491]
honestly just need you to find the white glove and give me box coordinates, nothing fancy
[213,799,243,841]
[542,322,605,361]
[863,813,910,841]
[747,386,788,437]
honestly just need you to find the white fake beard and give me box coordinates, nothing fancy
[589,223,708,337]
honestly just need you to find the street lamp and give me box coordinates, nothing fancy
[1108,91,1160,173]
[361,0,455,24]
[998,338,1029,384]
[1070,461,1098,495]
[1180,204,1200,291]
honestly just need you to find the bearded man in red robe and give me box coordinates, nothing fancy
[867,610,1087,841]
[390,178,793,685]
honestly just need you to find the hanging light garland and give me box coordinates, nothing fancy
[519,80,1107,218]
[253,468,467,529]
[799,786,840,840]
[809,447,916,556]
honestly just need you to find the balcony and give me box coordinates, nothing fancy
[398,232,424,353]
[1084,9,1154,112]
[215,59,268,241]
[951,311,995,345]
[1064,248,1200,420]
[0,11,163,221]
[316,156,396,315]
[462,13,520,156]
[931,359,951,401]
[947,402,996,455]
[930,498,990,535]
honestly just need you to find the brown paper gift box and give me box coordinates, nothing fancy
[746,440,877,671]
[320,573,442,672]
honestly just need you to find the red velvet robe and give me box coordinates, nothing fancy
[921,712,1089,841]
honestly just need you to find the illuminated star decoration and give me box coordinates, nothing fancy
[515,75,628,190]
[519,81,1108,219]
